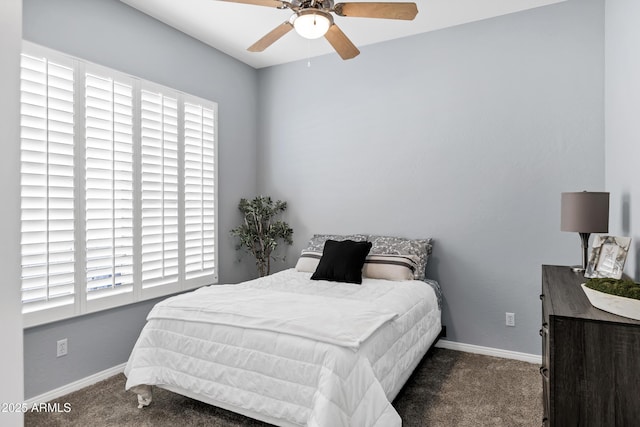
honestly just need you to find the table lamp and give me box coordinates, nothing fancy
[561,191,609,272]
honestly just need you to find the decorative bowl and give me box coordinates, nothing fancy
[581,283,640,321]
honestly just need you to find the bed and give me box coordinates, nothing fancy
[124,234,441,426]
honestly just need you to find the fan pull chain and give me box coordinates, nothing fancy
[307,39,312,68]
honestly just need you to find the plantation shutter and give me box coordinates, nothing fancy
[20,53,76,314]
[184,102,216,280]
[140,89,180,289]
[84,72,134,299]
[20,42,218,326]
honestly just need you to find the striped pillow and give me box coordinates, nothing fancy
[295,250,323,273]
[296,250,418,281]
[362,254,419,281]
[369,236,433,280]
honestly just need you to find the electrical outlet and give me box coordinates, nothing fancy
[505,312,515,327]
[56,338,68,357]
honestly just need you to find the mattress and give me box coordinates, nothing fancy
[124,268,442,426]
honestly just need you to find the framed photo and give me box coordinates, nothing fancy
[585,235,632,279]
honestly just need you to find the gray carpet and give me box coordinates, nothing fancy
[25,348,542,427]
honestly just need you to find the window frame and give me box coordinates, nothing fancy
[20,42,219,328]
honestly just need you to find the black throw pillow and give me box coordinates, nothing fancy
[311,239,372,284]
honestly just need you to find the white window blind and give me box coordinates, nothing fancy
[141,89,179,289]
[184,102,216,279]
[84,72,134,299]
[19,43,218,327]
[20,53,76,314]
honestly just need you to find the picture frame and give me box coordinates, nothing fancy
[585,235,632,279]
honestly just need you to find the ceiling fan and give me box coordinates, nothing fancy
[218,0,418,60]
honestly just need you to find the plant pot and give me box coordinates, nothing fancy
[581,283,640,321]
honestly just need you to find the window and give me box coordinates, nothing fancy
[20,43,218,327]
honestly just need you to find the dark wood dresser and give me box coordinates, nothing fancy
[540,265,640,426]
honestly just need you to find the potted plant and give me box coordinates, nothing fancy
[582,277,640,320]
[231,196,293,277]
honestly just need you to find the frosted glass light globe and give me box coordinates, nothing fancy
[294,11,331,39]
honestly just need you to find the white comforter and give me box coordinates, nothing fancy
[124,269,441,427]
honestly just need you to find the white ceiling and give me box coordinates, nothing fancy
[120,0,566,69]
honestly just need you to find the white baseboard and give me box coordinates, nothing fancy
[24,363,126,405]
[436,339,542,364]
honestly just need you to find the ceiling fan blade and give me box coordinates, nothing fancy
[218,0,285,8]
[324,24,360,60]
[333,2,418,20]
[248,21,293,52]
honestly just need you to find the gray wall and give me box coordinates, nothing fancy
[257,0,605,355]
[605,0,640,281]
[23,0,259,398]
[1,0,24,424]
[24,298,159,398]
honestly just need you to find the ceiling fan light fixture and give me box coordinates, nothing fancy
[293,10,332,39]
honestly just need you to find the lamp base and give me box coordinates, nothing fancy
[575,232,591,274]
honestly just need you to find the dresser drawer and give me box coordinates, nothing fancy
[540,365,550,425]
[540,283,549,324]
[540,288,550,426]
[539,322,549,368]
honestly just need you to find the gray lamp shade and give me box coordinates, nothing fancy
[560,192,609,233]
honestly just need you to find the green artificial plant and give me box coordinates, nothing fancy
[230,196,293,277]
[585,277,640,300]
